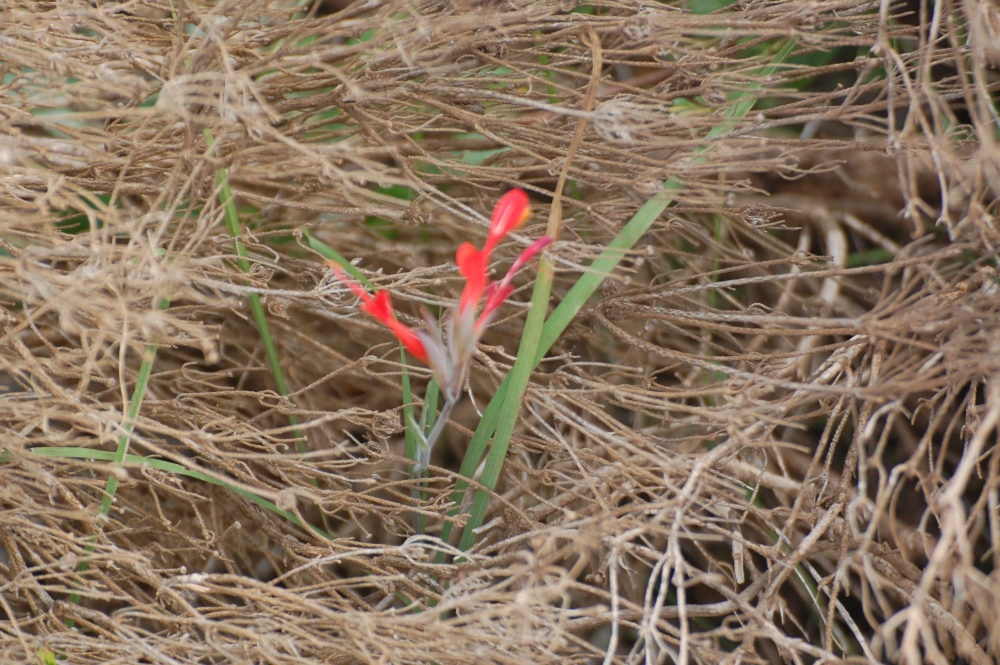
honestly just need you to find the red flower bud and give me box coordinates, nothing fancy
[486,188,532,251]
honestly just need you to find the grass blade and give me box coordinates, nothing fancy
[205,131,328,534]
[303,229,376,288]
[28,446,326,540]
[451,39,797,551]
[457,252,553,550]
[304,227,428,525]
[211,154,301,441]
[66,297,169,616]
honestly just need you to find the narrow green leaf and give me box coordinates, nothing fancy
[420,378,440,440]
[205,131,306,455]
[451,39,797,551]
[28,446,326,540]
[401,348,418,470]
[303,228,375,289]
[457,256,553,551]
[67,297,169,615]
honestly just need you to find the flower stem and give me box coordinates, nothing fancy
[416,395,457,474]
[412,394,458,533]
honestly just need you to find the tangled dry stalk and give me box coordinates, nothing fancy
[2,1,999,663]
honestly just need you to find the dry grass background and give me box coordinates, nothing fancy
[2,0,1000,663]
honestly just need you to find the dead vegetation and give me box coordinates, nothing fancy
[2,0,1000,663]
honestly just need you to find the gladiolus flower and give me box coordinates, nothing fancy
[330,188,549,402]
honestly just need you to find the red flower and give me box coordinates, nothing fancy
[330,188,549,400]
[328,264,429,363]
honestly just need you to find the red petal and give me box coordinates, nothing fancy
[506,236,551,277]
[478,284,514,328]
[362,290,395,325]
[327,262,427,362]
[360,291,429,362]
[456,242,488,313]
[385,320,429,363]
[456,242,484,279]
[477,236,550,328]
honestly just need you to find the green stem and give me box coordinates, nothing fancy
[203,131,326,534]
[66,297,169,622]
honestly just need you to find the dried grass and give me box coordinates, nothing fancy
[2,0,1000,663]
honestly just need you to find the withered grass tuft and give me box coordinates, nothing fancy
[1,1,999,664]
